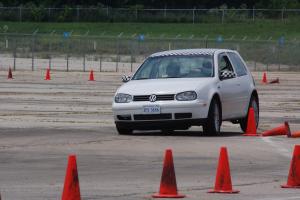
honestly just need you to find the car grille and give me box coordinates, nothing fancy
[133,94,175,102]
[134,114,172,120]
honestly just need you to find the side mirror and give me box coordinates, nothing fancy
[122,75,131,83]
[220,70,236,80]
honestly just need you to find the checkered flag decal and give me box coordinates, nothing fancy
[221,70,236,78]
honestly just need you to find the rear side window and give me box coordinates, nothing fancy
[227,52,247,77]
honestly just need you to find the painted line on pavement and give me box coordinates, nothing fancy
[261,137,291,158]
[258,196,300,200]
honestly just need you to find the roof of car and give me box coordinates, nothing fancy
[149,49,226,58]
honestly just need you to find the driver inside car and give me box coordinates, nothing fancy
[166,63,180,78]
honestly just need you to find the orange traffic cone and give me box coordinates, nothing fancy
[62,155,81,200]
[261,72,268,84]
[262,121,291,137]
[89,70,95,81]
[7,67,13,79]
[208,147,239,193]
[269,78,279,84]
[243,107,259,136]
[288,130,300,138]
[281,145,300,188]
[152,149,185,198]
[45,68,51,80]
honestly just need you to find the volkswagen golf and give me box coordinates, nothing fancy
[112,49,259,135]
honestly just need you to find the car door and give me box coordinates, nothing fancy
[227,52,252,117]
[217,53,241,119]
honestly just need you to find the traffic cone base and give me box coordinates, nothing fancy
[281,145,300,188]
[208,189,239,193]
[152,149,185,198]
[281,185,300,189]
[208,147,239,194]
[243,133,260,137]
[152,193,186,198]
[243,107,259,136]
[262,121,291,137]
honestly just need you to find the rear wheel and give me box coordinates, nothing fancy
[240,96,259,132]
[203,98,222,135]
[116,124,133,135]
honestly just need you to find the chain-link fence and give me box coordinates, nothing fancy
[0,33,299,72]
[0,7,300,23]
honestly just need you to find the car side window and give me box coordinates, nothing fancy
[227,52,248,77]
[218,54,234,73]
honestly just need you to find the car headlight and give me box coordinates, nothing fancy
[176,91,197,101]
[115,93,133,103]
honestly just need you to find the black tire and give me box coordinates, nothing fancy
[203,98,222,135]
[116,124,133,135]
[240,96,259,132]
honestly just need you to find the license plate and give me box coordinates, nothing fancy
[143,105,161,114]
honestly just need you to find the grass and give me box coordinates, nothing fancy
[0,21,299,40]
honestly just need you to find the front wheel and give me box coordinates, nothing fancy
[203,99,222,135]
[240,96,259,132]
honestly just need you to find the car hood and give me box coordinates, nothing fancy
[117,78,215,95]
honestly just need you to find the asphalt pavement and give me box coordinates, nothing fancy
[0,70,299,200]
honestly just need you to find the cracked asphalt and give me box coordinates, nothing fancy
[0,70,300,200]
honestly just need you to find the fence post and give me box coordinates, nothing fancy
[48,8,51,21]
[66,36,70,71]
[130,40,133,72]
[19,6,22,22]
[252,7,255,22]
[66,54,69,72]
[192,8,195,24]
[48,56,51,70]
[31,34,35,71]
[221,9,225,24]
[83,54,86,72]
[281,7,285,22]
[116,33,123,72]
[116,39,119,72]
[13,38,16,71]
[164,5,167,19]
[77,6,80,22]
[205,37,208,48]
[135,7,138,21]
[99,55,102,72]
[48,37,52,69]
[278,45,281,71]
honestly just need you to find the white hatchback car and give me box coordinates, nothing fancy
[112,49,259,135]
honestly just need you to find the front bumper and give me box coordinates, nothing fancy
[116,118,207,130]
[112,100,209,130]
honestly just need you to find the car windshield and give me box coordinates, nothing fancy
[132,55,214,80]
